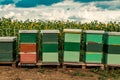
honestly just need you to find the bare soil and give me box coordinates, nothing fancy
[0,66,113,80]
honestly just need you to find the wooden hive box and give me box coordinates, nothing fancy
[83,30,105,64]
[0,37,16,62]
[63,29,82,63]
[20,52,37,64]
[104,32,120,65]
[41,30,59,63]
[19,30,38,43]
[19,30,38,64]
[20,43,37,52]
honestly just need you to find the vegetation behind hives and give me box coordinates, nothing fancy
[0,17,120,36]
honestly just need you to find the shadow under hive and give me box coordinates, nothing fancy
[19,30,38,64]
[63,29,82,63]
[0,37,16,62]
[41,30,59,63]
[83,30,105,64]
[104,32,120,65]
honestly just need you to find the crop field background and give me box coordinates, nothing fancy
[0,18,120,36]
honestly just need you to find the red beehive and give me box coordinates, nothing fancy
[20,44,36,52]
[20,52,37,64]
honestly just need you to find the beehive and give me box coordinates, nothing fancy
[104,32,120,65]
[63,29,82,62]
[83,30,104,63]
[41,30,59,63]
[19,30,38,43]
[0,37,16,62]
[19,30,38,64]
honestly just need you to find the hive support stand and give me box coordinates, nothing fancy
[62,62,86,70]
[0,59,18,68]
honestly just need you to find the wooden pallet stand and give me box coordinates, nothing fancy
[62,62,86,69]
[84,63,104,70]
[36,60,42,68]
[105,64,120,69]
[36,60,60,67]
[0,59,18,67]
[18,61,60,70]
[18,62,37,68]
[18,60,39,68]
[40,62,60,70]
[37,61,60,70]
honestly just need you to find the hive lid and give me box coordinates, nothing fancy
[41,30,60,33]
[19,30,38,33]
[83,30,105,34]
[105,32,120,35]
[63,29,82,33]
[0,37,16,42]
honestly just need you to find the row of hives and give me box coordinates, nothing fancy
[0,29,120,68]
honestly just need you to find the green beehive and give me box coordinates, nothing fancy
[83,30,104,63]
[104,32,120,65]
[19,30,38,43]
[42,44,58,52]
[41,30,59,63]
[0,37,16,62]
[63,29,82,62]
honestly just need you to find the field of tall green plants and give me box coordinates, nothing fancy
[0,17,120,36]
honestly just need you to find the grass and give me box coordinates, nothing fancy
[71,71,93,77]
[38,68,45,74]
[91,68,120,80]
